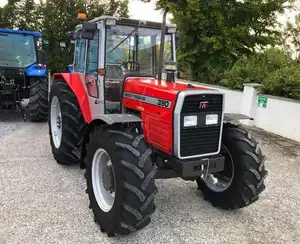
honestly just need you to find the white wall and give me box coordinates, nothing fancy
[177,79,300,142]
[177,80,243,113]
[255,95,300,142]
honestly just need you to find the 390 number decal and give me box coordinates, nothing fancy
[157,99,170,108]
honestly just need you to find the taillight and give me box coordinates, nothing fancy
[35,64,46,69]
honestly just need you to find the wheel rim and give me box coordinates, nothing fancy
[50,96,62,149]
[92,148,116,212]
[204,145,234,192]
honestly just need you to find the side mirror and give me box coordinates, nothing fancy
[164,61,177,83]
[164,61,178,72]
[81,22,97,40]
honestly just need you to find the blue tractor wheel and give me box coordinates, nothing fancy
[28,77,48,121]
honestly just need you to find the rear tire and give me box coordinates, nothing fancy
[84,125,158,236]
[197,123,268,209]
[48,79,86,165]
[29,77,48,122]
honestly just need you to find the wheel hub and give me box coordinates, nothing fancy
[204,145,234,192]
[50,96,62,149]
[102,165,115,193]
[56,116,61,129]
[91,148,116,212]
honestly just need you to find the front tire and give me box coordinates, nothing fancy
[29,77,48,122]
[48,79,86,165]
[197,123,268,209]
[84,125,158,236]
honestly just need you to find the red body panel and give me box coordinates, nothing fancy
[54,72,214,155]
[53,73,92,123]
[123,77,212,155]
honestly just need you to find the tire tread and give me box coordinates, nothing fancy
[85,126,157,236]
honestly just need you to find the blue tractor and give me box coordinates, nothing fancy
[0,28,48,121]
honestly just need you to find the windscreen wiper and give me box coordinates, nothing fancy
[108,20,146,54]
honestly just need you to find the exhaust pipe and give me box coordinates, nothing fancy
[157,8,169,81]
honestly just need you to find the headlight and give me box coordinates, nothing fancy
[184,115,197,127]
[206,114,218,125]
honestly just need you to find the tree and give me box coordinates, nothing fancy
[220,47,300,100]
[0,0,129,72]
[0,0,18,28]
[38,0,129,72]
[283,13,300,60]
[154,0,294,83]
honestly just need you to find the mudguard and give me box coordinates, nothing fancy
[26,63,47,77]
[224,113,253,122]
[52,73,92,123]
[93,114,142,125]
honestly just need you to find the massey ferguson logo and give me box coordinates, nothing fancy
[200,101,208,109]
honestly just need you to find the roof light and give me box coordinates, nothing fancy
[77,13,87,20]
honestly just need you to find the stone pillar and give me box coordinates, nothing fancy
[240,83,262,126]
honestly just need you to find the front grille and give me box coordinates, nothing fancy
[179,93,223,158]
[181,94,223,113]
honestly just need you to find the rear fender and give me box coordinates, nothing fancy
[52,72,92,123]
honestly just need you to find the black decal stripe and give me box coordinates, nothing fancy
[123,92,172,108]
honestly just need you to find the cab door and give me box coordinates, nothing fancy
[85,31,99,98]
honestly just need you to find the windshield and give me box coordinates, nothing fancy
[105,24,173,78]
[0,33,37,68]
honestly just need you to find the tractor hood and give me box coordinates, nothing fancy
[122,76,217,114]
[123,76,214,97]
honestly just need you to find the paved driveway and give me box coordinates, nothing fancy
[0,113,299,244]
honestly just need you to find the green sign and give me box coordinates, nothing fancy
[258,96,268,108]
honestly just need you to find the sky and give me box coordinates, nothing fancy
[0,0,298,25]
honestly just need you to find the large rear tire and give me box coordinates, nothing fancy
[29,77,48,122]
[48,79,86,165]
[84,125,158,236]
[197,123,268,209]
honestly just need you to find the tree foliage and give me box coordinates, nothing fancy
[0,0,129,72]
[283,13,300,59]
[156,0,293,83]
[220,48,300,100]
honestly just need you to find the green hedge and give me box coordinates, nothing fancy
[219,48,300,100]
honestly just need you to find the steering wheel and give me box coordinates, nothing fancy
[120,61,140,72]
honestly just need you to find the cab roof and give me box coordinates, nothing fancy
[0,28,41,37]
[75,15,176,30]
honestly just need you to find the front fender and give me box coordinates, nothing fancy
[223,113,253,122]
[92,114,142,125]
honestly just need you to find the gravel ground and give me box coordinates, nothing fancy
[0,112,300,244]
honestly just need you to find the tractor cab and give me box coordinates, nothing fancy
[71,14,177,113]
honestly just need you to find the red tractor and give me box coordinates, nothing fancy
[48,12,268,237]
